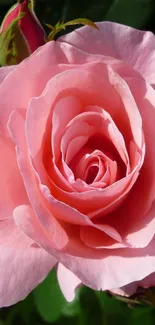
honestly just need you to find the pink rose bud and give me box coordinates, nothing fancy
[0,0,46,66]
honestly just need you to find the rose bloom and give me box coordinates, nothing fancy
[1,21,155,306]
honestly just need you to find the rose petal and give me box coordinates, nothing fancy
[16,213,155,294]
[0,136,29,219]
[0,41,85,138]
[8,110,69,250]
[58,237,155,292]
[111,272,155,297]
[57,263,81,302]
[12,191,155,293]
[26,64,120,163]
[0,219,56,306]
[109,79,155,248]
[52,96,82,161]
[59,21,155,85]
[0,66,15,86]
[62,108,129,168]
[80,224,123,249]
[25,64,122,195]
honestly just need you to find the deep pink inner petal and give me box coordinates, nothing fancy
[86,165,99,184]
[58,108,130,192]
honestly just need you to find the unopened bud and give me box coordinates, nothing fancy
[0,0,46,66]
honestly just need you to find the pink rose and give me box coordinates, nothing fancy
[1,21,155,306]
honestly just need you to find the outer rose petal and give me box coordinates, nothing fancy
[0,41,74,138]
[111,272,155,297]
[0,219,56,307]
[0,66,29,220]
[47,263,155,303]
[0,66,15,85]
[59,21,155,85]
[15,208,155,295]
[8,110,69,250]
[56,238,155,292]
[57,263,81,302]
[0,137,29,219]
[15,204,155,297]
[108,79,155,249]
[57,265,153,302]
[0,41,110,138]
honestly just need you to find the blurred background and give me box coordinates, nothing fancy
[1,0,155,32]
[1,0,155,324]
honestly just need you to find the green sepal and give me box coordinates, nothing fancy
[0,12,30,66]
[47,18,98,41]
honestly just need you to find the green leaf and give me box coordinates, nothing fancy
[96,291,131,325]
[131,306,155,325]
[78,287,105,325]
[0,321,4,325]
[17,294,37,325]
[62,288,81,317]
[33,269,68,323]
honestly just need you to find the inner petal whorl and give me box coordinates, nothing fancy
[85,165,99,184]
